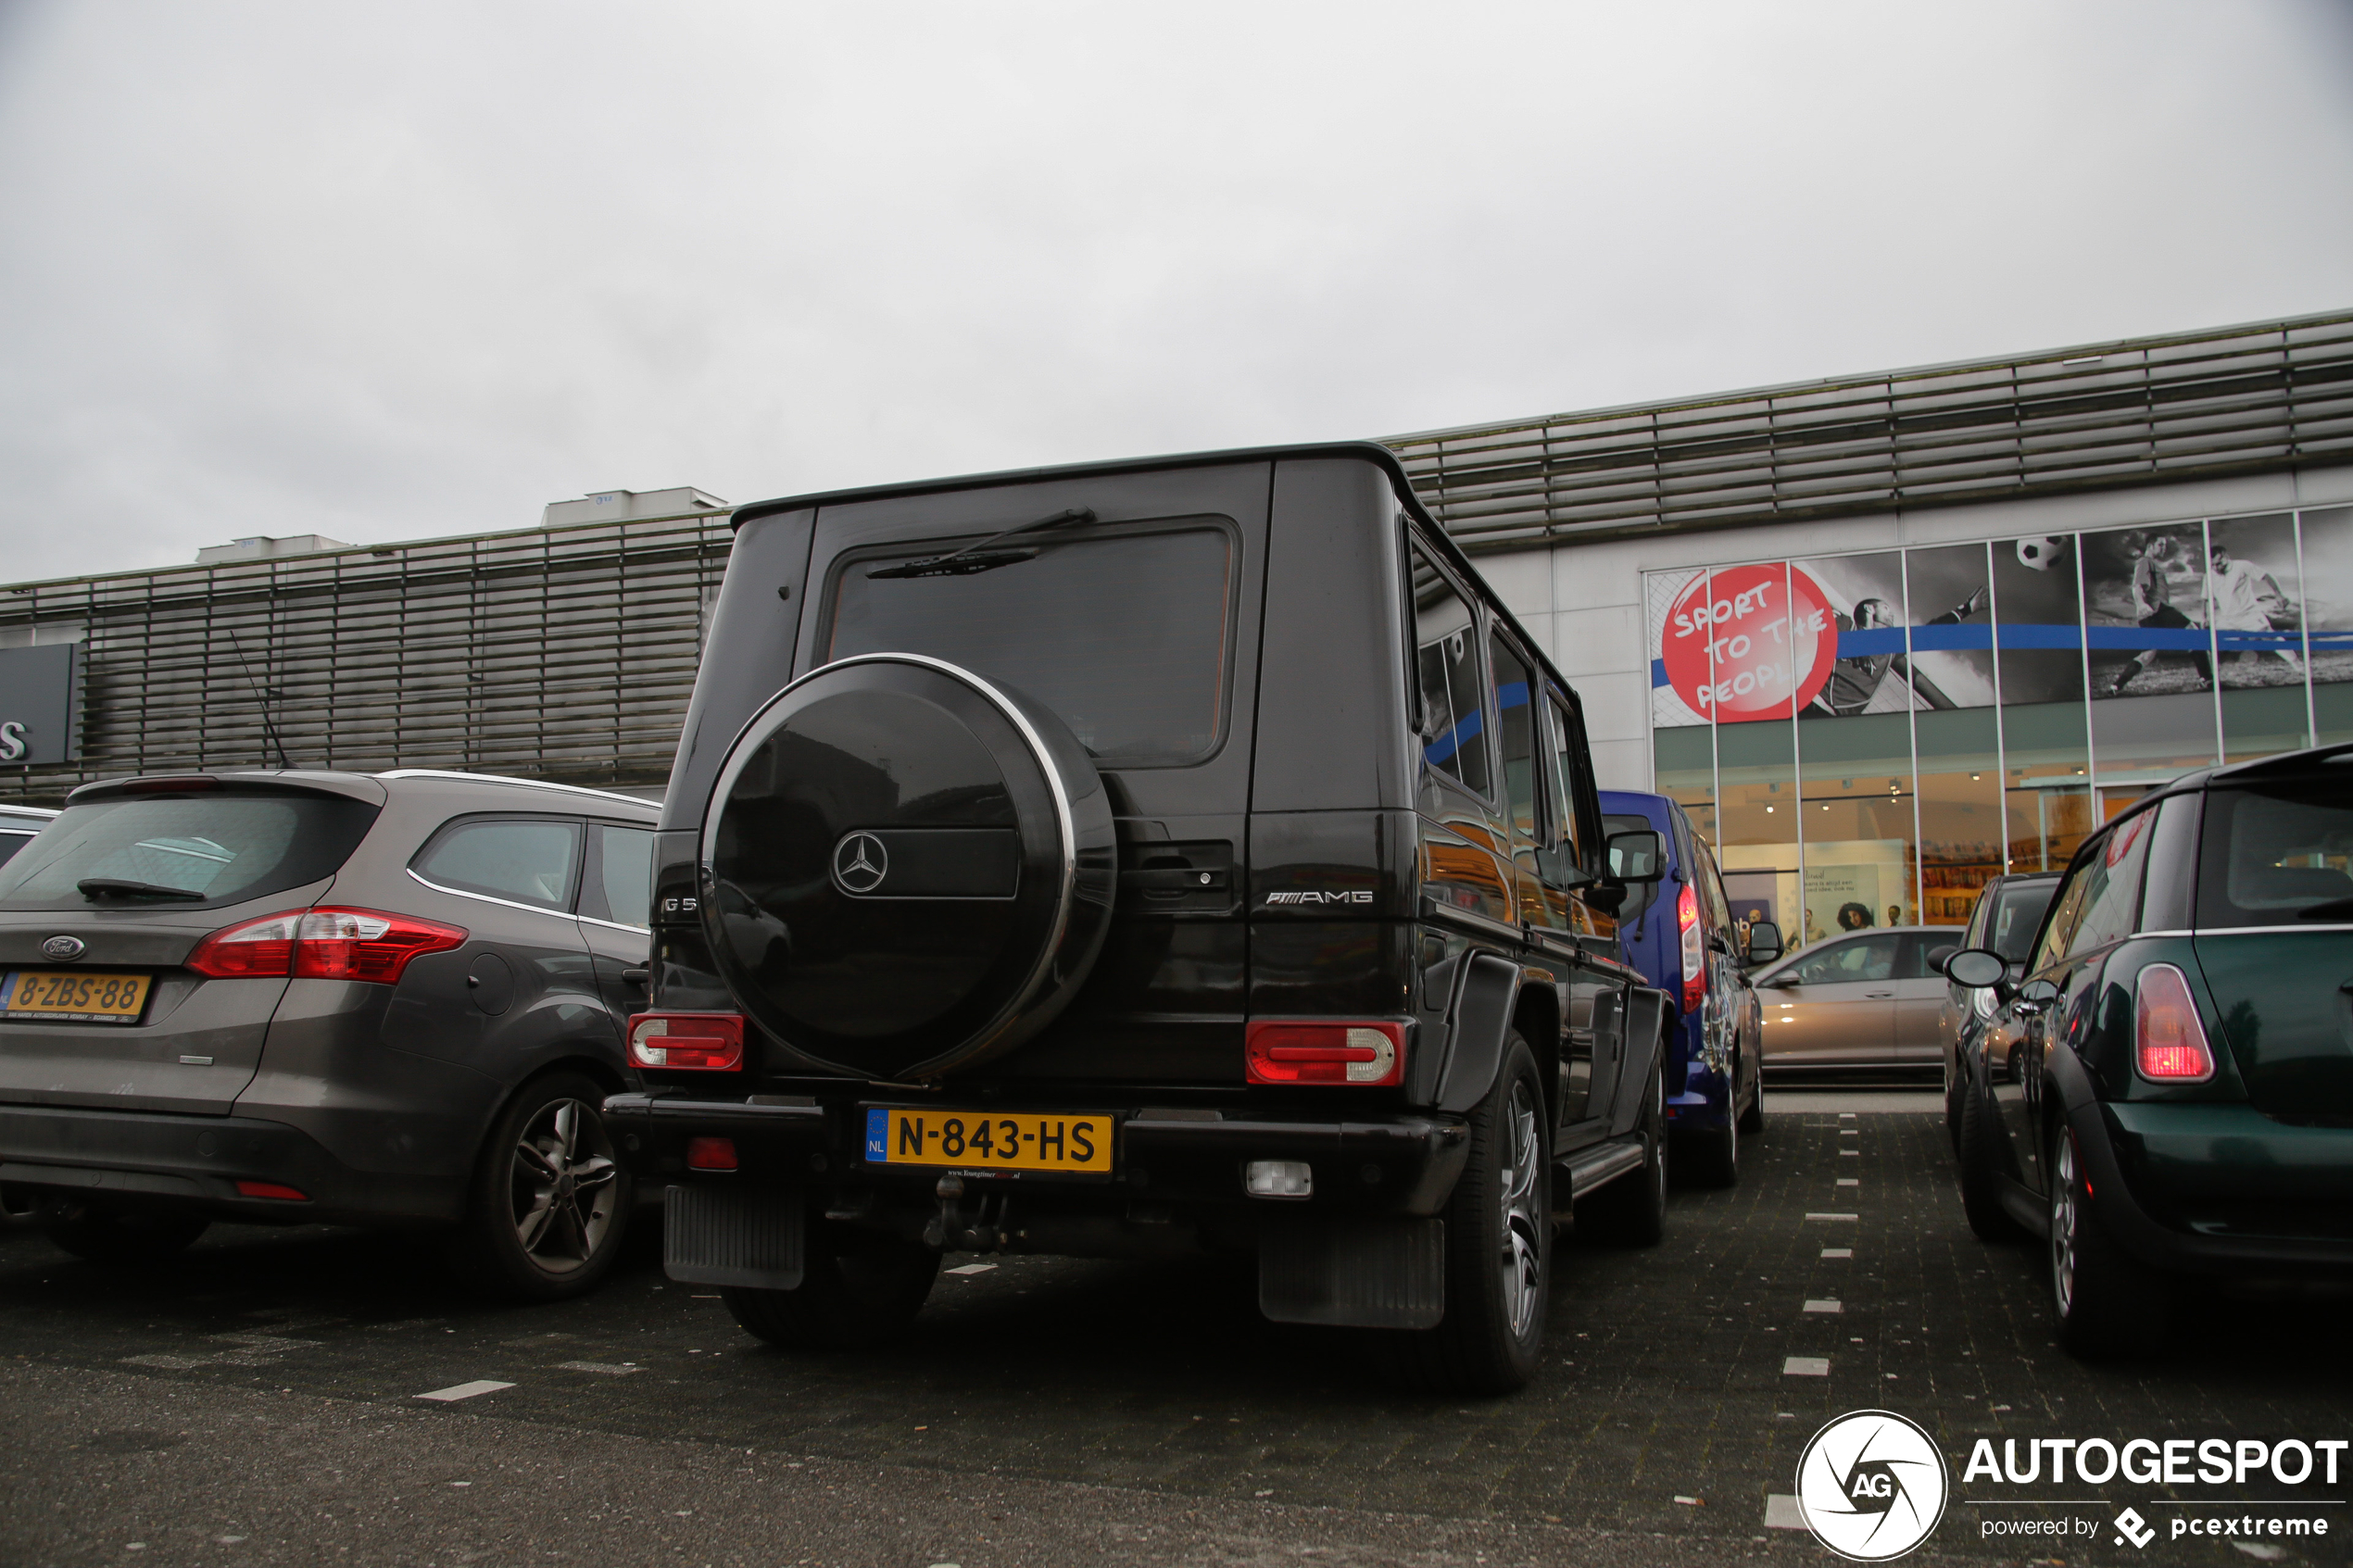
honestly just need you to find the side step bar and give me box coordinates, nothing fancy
[1559,1138,1647,1200]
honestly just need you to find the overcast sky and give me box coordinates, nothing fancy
[2,1,2349,584]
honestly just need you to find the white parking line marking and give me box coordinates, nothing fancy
[1806,1212,1858,1222]
[416,1380,513,1402]
[1804,1299,1843,1314]
[1821,1248,1853,1259]
[1836,1177,1860,1186]
[1838,1128,1857,1137]
[1782,1357,1830,1376]
[944,1263,998,1276]
[556,1361,640,1375]
[1840,1149,1859,1156]
[1765,1493,1806,1529]
[1838,1112,1856,1120]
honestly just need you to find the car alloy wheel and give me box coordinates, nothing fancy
[2049,1128,2079,1319]
[509,1098,621,1273]
[1498,1076,1545,1340]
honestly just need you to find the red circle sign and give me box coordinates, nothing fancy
[1659,564,1839,721]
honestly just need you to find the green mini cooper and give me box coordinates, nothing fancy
[1945,742,2353,1357]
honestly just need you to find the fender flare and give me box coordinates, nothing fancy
[1607,985,1673,1137]
[1435,953,1523,1114]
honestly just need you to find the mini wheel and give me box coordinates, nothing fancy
[448,1071,633,1301]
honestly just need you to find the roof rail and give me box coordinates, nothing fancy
[2212,742,2353,781]
[375,769,661,809]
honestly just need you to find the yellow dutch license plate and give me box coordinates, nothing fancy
[0,970,154,1023]
[864,1107,1114,1174]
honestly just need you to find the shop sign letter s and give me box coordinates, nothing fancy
[0,722,25,762]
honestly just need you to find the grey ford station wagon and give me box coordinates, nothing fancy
[0,769,659,1298]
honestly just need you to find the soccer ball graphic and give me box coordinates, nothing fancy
[2015,536,2068,572]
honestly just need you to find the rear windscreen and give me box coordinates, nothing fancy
[0,793,379,911]
[2196,780,2353,929]
[1986,880,2058,961]
[825,524,1233,765]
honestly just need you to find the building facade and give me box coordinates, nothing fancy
[6,312,2350,944]
[1390,309,2353,935]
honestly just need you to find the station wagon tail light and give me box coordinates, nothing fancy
[187,907,467,984]
[2134,963,2215,1082]
[1678,883,1705,1013]
[629,1012,745,1072]
[1244,1021,1405,1085]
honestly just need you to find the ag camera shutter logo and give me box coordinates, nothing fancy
[1795,1409,1950,1561]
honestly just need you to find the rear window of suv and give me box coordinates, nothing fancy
[824,523,1234,765]
[0,792,379,911]
[2196,780,2353,929]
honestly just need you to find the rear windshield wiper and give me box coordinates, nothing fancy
[78,878,206,901]
[866,507,1096,580]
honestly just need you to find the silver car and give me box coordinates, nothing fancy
[1753,925,1956,1080]
[0,769,657,1298]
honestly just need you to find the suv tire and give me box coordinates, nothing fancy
[1577,1049,1669,1246]
[724,1219,941,1351]
[1680,1110,1738,1189]
[1381,1036,1550,1395]
[38,1199,208,1264]
[2048,1123,2168,1357]
[447,1071,633,1302]
[1955,1072,2024,1243]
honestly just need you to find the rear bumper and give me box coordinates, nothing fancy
[2073,1098,2353,1275]
[0,1102,465,1226]
[603,1092,1472,1218]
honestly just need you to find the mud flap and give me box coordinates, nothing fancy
[664,1184,804,1290]
[1257,1214,1445,1330]
[1608,986,1671,1138]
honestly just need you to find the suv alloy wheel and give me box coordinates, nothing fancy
[1383,1035,1551,1394]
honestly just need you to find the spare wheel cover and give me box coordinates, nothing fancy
[700,653,1115,1081]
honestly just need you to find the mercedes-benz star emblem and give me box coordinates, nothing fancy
[41,935,85,961]
[832,832,889,896]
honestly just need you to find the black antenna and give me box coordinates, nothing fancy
[224,631,294,770]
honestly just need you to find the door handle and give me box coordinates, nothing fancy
[1865,991,1894,998]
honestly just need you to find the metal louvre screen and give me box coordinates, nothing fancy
[0,508,732,801]
[1385,312,2353,554]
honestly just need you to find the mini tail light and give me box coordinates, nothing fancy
[1678,882,1705,1014]
[686,1136,738,1172]
[629,1012,746,1072]
[233,1180,308,1201]
[1244,1021,1406,1085]
[2134,963,2215,1082]
[186,907,467,984]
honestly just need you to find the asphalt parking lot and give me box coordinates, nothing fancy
[5,1094,2350,1568]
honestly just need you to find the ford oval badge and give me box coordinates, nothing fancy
[41,935,86,961]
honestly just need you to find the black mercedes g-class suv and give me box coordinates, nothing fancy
[607,443,1674,1393]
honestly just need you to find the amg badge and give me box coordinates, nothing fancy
[1263,890,1374,906]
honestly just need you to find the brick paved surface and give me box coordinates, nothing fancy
[4,1104,2349,1564]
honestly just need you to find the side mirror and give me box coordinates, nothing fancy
[1604,829,1665,884]
[1942,947,2007,989]
[1745,922,1783,966]
[1926,945,1957,974]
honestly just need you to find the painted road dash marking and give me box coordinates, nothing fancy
[1821,1248,1853,1259]
[416,1380,513,1402]
[556,1361,639,1375]
[1836,1177,1860,1186]
[1765,1493,1806,1529]
[1806,1212,1858,1222]
[1804,1299,1843,1314]
[1782,1357,1830,1377]
[944,1263,998,1276]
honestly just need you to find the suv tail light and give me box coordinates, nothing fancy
[1244,1021,1406,1085]
[187,907,467,984]
[629,1012,745,1072]
[2134,963,2215,1082]
[1678,882,1705,1014]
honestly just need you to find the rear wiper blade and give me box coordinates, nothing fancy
[78,878,205,901]
[866,507,1095,580]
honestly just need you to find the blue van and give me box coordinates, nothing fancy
[1600,791,1780,1185]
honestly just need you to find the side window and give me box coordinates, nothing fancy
[1489,633,1538,843]
[1546,695,1589,867]
[1697,842,1733,935]
[2031,862,2093,972]
[2066,810,2154,957]
[1410,545,1491,797]
[1785,935,1898,986]
[412,817,582,912]
[581,824,656,928]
